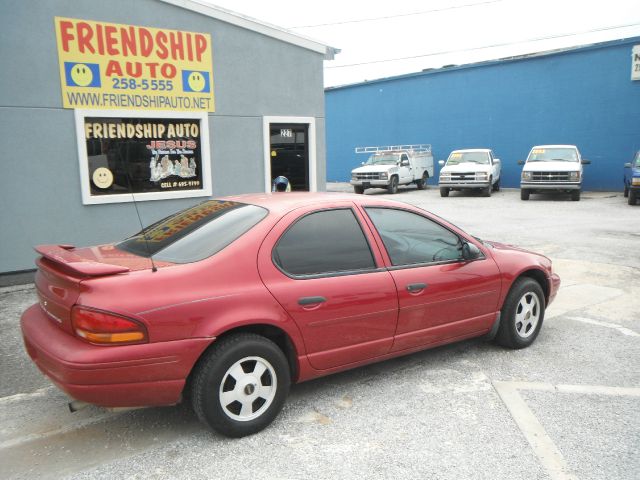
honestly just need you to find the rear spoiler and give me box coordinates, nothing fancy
[35,245,130,277]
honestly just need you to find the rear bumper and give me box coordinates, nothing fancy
[21,304,214,407]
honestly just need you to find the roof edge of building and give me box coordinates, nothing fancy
[326,35,640,91]
[157,0,340,59]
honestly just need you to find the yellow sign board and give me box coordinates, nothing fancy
[54,17,215,112]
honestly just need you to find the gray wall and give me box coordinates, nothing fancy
[0,0,327,273]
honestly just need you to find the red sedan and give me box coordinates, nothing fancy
[21,193,560,437]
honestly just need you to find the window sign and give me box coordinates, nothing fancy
[632,45,640,81]
[75,109,212,204]
[55,17,215,111]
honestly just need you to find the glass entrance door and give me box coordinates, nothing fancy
[269,124,309,191]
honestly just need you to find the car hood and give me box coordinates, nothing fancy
[441,162,490,173]
[523,161,580,172]
[485,240,552,264]
[352,164,397,173]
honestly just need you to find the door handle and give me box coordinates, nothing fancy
[406,283,427,292]
[298,296,326,306]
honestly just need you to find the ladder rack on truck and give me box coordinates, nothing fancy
[355,144,432,154]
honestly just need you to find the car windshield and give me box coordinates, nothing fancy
[366,154,400,165]
[527,147,578,162]
[446,152,489,165]
[116,200,268,263]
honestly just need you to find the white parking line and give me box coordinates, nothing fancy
[493,381,578,480]
[494,380,640,480]
[568,316,639,337]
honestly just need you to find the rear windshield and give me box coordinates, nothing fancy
[116,200,268,263]
[447,152,489,165]
[527,147,578,162]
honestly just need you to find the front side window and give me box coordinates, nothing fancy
[365,208,463,266]
[274,209,375,276]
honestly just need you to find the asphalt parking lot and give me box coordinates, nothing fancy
[1,184,638,480]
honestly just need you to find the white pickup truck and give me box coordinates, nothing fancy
[350,145,434,194]
[519,145,590,201]
[438,149,501,197]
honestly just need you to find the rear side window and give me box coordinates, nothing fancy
[365,208,462,266]
[116,200,268,263]
[274,209,375,276]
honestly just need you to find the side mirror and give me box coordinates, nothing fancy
[494,158,501,163]
[461,242,482,261]
[518,160,525,165]
[624,162,632,168]
[438,160,445,166]
[361,162,365,165]
[581,159,591,165]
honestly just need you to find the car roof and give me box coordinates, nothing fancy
[222,192,412,215]
[451,149,492,153]
[531,145,578,149]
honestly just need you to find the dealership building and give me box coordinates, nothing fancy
[326,36,640,191]
[0,0,337,280]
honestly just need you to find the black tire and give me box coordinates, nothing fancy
[387,176,399,194]
[520,189,530,201]
[191,333,290,438]
[440,187,450,197]
[416,172,428,190]
[493,178,500,192]
[353,186,364,194]
[629,189,638,206]
[623,185,629,198]
[571,190,581,201]
[483,182,492,197]
[495,278,545,349]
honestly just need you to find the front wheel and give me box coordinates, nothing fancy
[483,182,492,197]
[623,185,629,198]
[571,190,581,201]
[440,187,450,197]
[493,178,500,192]
[353,185,364,194]
[520,189,530,201]
[629,189,638,206]
[387,176,399,194]
[191,333,291,438]
[495,278,545,349]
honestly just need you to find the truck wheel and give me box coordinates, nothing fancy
[483,182,492,197]
[495,277,545,349]
[353,186,364,194]
[387,176,398,194]
[623,185,629,198]
[493,178,500,192]
[571,190,581,201]
[520,189,530,201]
[191,333,291,438]
[440,187,450,197]
[416,172,428,190]
[629,189,638,205]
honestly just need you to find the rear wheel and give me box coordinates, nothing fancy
[495,278,545,349]
[520,189,530,201]
[353,186,364,194]
[387,176,399,194]
[571,190,581,201]
[191,333,290,438]
[629,189,638,205]
[416,172,428,190]
[440,187,450,197]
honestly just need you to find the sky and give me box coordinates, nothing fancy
[201,0,640,87]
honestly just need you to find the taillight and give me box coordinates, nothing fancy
[71,306,148,345]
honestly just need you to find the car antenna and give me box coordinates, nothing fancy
[122,145,157,273]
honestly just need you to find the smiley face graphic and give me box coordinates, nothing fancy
[92,167,114,189]
[70,64,94,87]
[187,71,206,92]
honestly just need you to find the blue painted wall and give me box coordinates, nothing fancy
[326,37,640,190]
